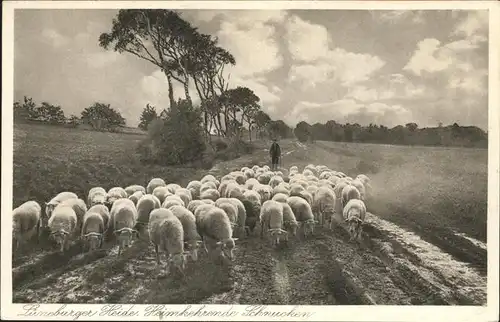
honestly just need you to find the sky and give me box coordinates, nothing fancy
[14,9,489,130]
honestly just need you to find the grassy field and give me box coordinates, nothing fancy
[10,123,488,305]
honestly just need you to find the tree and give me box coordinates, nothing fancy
[253,110,271,139]
[219,86,260,139]
[36,102,66,124]
[99,10,199,108]
[405,122,418,132]
[14,96,38,122]
[294,121,312,143]
[138,103,158,131]
[137,99,206,165]
[67,115,80,127]
[80,102,125,131]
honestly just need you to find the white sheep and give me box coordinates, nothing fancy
[272,185,290,197]
[186,180,202,200]
[216,202,239,230]
[187,200,206,214]
[163,195,185,207]
[146,178,167,194]
[166,183,182,194]
[268,175,284,189]
[224,182,244,200]
[124,185,146,197]
[244,178,260,190]
[272,193,289,203]
[128,190,146,206]
[243,168,255,179]
[314,186,336,228]
[200,174,217,185]
[12,201,41,250]
[162,199,184,210]
[201,199,215,205]
[152,186,172,205]
[341,185,361,210]
[259,200,287,246]
[350,179,366,201]
[215,197,247,238]
[175,188,193,206]
[136,194,161,236]
[87,204,110,229]
[253,184,272,203]
[200,181,218,194]
[169,205,202,261]
[200,188,220,202]
[48,205,78,252]
[106,187,128,209]
[343,199,367,242]
[81,211,105,252]
[257,172,272,185]
[196,206,237,261]
[333,179,350,215]
[282,202,298,237]
[57,198,88,233]
[109,198,138,255]
[44,191,78,227]
[229,171,247,185]
[251,165,260,172]
[218,179,237,198]
[286,196,316,238]
[148,208,189,275]
[87,187,107,208]
[193,204,216,220]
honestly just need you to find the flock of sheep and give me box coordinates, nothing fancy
[12,163,372,276]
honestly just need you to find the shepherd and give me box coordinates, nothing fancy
[269,138,282,171]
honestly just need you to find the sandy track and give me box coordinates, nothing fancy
[12,141,487,305]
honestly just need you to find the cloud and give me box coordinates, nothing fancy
[452,10,488,44]
[403,38,453,75]
[41,28,69,48]
[284,99,412,128]
[375,10,426,24]
[285,15,330,62]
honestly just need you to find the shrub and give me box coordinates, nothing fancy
[213,138,229,152]
[136,99,207,166]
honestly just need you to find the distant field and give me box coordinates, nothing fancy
[11,123,488,305]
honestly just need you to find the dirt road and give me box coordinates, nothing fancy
[12,141,487,305]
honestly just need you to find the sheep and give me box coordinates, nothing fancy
[87,204,110,229]
[215,198,247,238]
[286,196,316,238]
[162,199,185,210]
[57,198,87,232]
[12,201,41,250]
[200,174,217,185]
[147,178,166,194]
[109,198,138,255]
[272,193,289,203]
[253,184,272,203]
[313,186,337,228]
[356,174,373,199]
[229,171,247,185]
[333,179,350,216]
[268,175,284,189]
[259,200,287,246]
[244,178,260,190]
[251,165,260,172]
[166,183,182,194]
[257,173,272,185]
[243,168,255,179]
[242,190,261,234]
[175,188,193,206]
[48,205,78,252]
[87,187,107,208]
[289,165,299,172]
[274,170,284,177]
[136,194,161,236]
[129,190,146,206]
[303,169,315,177]
[152,186,172,205]
[307,185,319,198]
[221,174,236,183]
[218,180,237,198]
[350,179,366,201]
[43,191,78,227]
[106,187,128,209]
[272,185,290,198]
[196,207,237,261]
[200,188,220,202]
[201,199,215,205]
[281,202,298,237]
[81,211,105,252]
[200,181,218,194]
[169,205,202,261]
[124,185,146,197]
[328,175,340,186]
[187,200,206,214]
[341,185,361,210]
[148,208,189,275]
[343,199,367,242]
[289,184,305,197]
[224,182,244,200]
[216,202,239,230]
[319,171,334,180]
[163,195,185,207]
[194,204,216,221]
[186,180,202,200]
